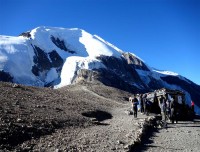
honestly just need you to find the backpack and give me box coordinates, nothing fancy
[133,98,138,106]
[146,100,151,106]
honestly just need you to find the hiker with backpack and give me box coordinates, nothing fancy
[132,95,139,118]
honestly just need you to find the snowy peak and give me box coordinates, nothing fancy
[23,26,123,58]
[0,26,124,87]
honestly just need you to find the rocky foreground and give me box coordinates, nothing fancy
[0,81,157,152]
[1,81,199,152]
[134,118,200,152]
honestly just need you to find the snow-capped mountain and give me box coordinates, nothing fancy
[0,26,200,113]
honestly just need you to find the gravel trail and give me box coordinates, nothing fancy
[135,119,200,152]
[0,82,152,151]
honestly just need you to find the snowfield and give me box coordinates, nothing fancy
[0,26,122,87]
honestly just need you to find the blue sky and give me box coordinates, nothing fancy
[0,0,200,85]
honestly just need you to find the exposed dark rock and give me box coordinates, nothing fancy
[72,56,166,94]
[123,52,150,71]
[48,50,64,68]
[147,77,165,91]
[31,45,52,76]
[73,68,140,93]
[73,69,97,83]
[50,35,76,54]
[19,31,31,38]
[31,65,40,76]
[94,68,141,93]
[32,45,52,70]
[94,55,148,93]
[0,70,13,82]
[97,56,144,85]
[30,50,64,86]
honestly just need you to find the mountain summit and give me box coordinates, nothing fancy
[0,26,200,113]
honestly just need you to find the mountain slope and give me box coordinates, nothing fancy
[0,26,200,113]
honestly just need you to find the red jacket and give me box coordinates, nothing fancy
[191,101,195,106]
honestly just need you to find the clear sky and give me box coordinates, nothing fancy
[0,0,200,85]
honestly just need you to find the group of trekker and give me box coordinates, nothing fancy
[130,93,179,127]
[159,95,178,126]
[130,94,151,118]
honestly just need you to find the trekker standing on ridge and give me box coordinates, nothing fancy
[132,95,139,118]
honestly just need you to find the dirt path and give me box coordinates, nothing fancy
[82,86,120,104]
[135,119,200,152]
[64,106,149,151]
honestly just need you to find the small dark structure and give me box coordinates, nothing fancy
[143,88,194,120]
[146,88,185,104]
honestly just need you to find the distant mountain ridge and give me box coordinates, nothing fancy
[0,26,200,113]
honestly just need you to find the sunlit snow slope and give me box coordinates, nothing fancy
[0,26,122,87]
